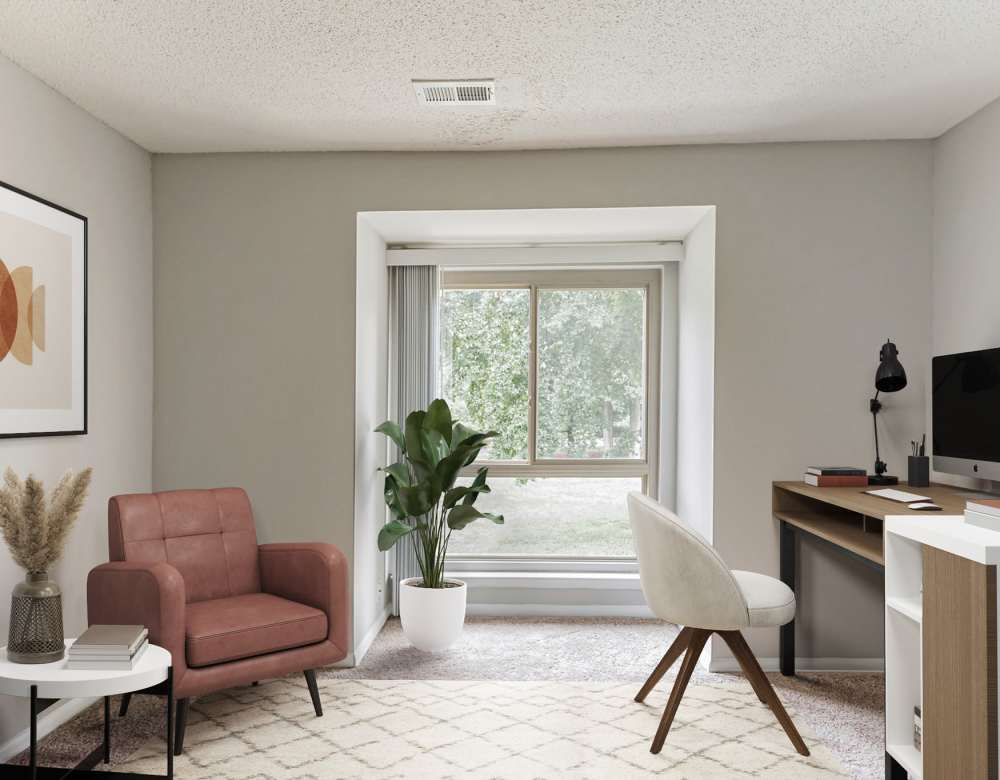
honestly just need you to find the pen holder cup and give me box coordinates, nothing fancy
[908,456,930,488]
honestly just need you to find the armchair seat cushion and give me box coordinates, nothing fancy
[185,593,328,668]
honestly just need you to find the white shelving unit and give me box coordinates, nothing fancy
[885,512,1000,779]
[884,527,925,779]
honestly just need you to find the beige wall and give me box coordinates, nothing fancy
[0,56,152,749]
[153,140,933,662]
[930,97,1000,489]
[932,97,1000,358]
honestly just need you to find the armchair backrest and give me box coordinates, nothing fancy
[108,487,261,603]
[627,492,749,630]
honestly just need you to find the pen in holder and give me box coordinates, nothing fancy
[908,455,930,488]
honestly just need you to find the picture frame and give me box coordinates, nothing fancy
[0,179,87,438]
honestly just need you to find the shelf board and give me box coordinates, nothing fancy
[886,594,922,623]
[887,743,922,779]
[773,510,884,565]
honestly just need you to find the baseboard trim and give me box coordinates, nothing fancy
[709,656,885,673]
[467,604,655,618]
[349,606,390,667]
[0,696,97,762]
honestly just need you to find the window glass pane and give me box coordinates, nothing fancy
[536,288,646,459]
[440,288,530,460]
[446,477,640,557]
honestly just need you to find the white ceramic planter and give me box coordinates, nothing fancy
[398,577,467,652]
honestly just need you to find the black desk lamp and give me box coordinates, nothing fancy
[869,339,907,485]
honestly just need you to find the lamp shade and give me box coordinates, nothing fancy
[875,340,907,393]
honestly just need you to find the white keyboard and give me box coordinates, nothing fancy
[864,488,931,503]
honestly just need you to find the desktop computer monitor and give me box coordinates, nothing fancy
[933,346,1000,482]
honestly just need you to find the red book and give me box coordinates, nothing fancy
[803,473,869,487]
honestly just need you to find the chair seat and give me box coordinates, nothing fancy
[185,593,328,667]
[732,570,795,627]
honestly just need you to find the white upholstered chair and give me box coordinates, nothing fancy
[627,492,808,756]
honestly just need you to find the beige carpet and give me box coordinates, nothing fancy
[113,677,846,779]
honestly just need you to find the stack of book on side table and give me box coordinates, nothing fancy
[802,466,868,487]
[964,498,1000,533]
[67,625,148,671]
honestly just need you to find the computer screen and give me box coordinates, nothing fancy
[933,347,1000,474]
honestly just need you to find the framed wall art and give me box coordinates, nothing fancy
[0,180,86,437]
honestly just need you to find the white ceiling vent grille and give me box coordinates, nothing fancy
[413,80,496,106]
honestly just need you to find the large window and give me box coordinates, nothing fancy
[440,268,661,559]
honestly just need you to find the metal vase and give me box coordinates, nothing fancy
[7,572,64,663]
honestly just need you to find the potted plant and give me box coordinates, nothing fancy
[0,467,92,663]
[375,399,503,651]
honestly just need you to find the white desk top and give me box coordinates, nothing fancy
[886,514,1000,565]
[0,640,170,699]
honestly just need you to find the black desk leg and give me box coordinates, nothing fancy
[779,520,796,676]
[167,666,174,780]
[886,750,907,778]
[29,684,37,780]
[103,695,111,764]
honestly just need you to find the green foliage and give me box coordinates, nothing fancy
[441,290,530,460]
[376,399,504,588]
[440,287,645,461]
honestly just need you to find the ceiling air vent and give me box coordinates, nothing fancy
[413,79,496,106]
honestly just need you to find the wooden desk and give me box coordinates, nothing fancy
[772,481,968,676]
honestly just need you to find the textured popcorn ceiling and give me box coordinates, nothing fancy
[1,1,999,153]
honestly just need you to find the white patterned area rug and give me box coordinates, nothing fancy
[115,678,847,779]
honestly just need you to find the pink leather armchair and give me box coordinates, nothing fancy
[87,488,348,755]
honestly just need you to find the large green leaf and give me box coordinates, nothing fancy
[424,399,453,445]
[374,421,405,453]
[421,429,450,468]
[396,482,439,517]
[449,423,479,452]
[381,462,411,486]
[461,441,491,467]
[443,481,491,509]
[447,504,505,531]
[377,520,414,551]
[404,411,428,464]
[382,475,407,520]
[433,447,471,493]
[463,467,490,505]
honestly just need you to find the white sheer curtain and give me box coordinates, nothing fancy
[387,265,439,615]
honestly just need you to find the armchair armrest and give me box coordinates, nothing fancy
[259,543,348,657]
[87,561,187,680]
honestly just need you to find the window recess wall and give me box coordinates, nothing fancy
[359,207,713,624]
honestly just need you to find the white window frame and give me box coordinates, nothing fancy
[441,267,662,567]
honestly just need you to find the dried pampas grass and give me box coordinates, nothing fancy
[0,467,92,574]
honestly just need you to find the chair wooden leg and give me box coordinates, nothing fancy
[719,630,810,757]
[304,669,323,717]
[635,627,693,702]
[650,628,710,754]
[118,693,132,717]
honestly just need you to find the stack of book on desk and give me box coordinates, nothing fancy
[964,498,1000,533]
[803,466,868,487]
[67,625,148,671]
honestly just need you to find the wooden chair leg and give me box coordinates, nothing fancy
[719,630,810,757]
[651,628,710,754]
[635,627,693,702]
[304,669,322,717]
[118,692,132,717]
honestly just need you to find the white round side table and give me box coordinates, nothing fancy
[0,640,173,779]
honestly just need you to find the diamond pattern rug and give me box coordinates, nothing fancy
[114,678,848,779]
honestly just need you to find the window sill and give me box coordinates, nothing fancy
[448,570,641,590]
